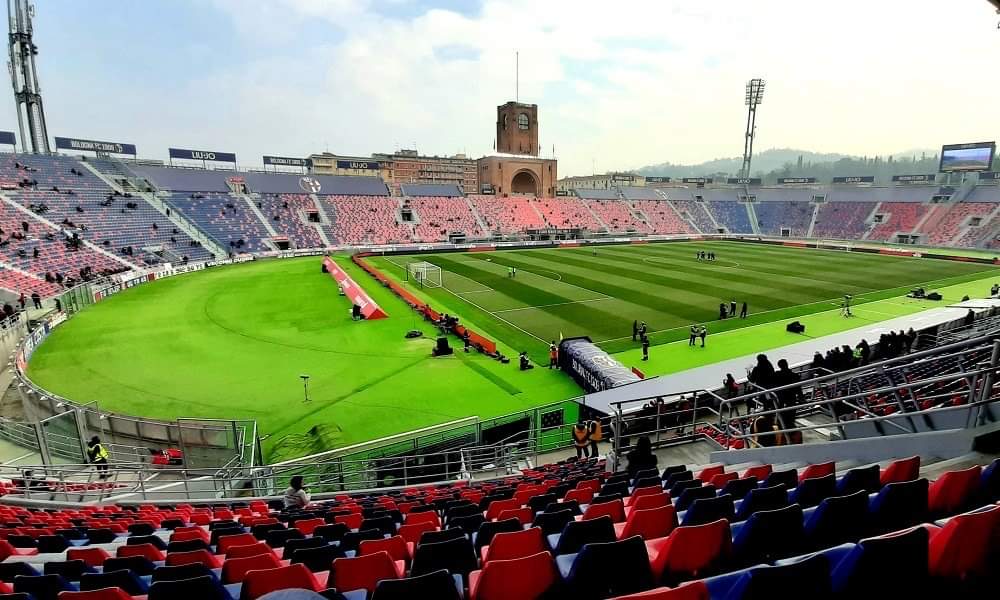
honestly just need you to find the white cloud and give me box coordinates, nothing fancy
[37,0,1000,176]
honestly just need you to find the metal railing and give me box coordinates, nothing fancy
[606,336,1000,456]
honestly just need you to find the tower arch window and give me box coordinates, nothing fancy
[518,113,529,130]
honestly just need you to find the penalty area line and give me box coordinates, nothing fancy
[493,297,614,314]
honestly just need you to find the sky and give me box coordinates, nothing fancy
[5,0,999,176]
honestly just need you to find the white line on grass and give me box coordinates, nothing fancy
[383,255,550,344]
[641,255,742,269]
[494,297,614,314]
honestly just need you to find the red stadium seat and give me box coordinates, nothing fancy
[398,521,437,546]
[335,513,363,530]
[225,541,273,559]
[799,462,835,482]
[164,548,222,568]
[485,499,521,521]
[497,507,533,527]
[696,465,725,483]
[615,505,677,541]
[241,563,326,599]
[67,547,111,567]
[221,551,282,584]
[928,504,1000,580]
[564,488,595,505]
[742,465,772,481]
[610,581,710,599]
[293,517,324,536]
[57,588,134,600]
[628,486,664,507]
[708,473,738,489]
[404,511,441,528]
[170,527,209,543]
[332,550,405,595]
[480,527,546,563]
[469,550,558,600]
[881,456,920,486]
[116,543,164,562]
[647,519,732,585]
[216,532,257,554]
[581,499,625,523]
[360,535,411,563]
[928,466,982,516]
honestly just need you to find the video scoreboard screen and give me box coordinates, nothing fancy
[939,142,995,173]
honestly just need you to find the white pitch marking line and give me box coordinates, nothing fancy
[439,284,549,344]
[494,297,614,314]
[640,255,742,269]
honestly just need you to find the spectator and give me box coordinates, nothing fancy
[17,293,26,311]
[282,475,310,509]
[31,292,41,309]
[572,421,590,459]
[773,359,803,445]
[625,436,658,480]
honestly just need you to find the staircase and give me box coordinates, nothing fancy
[465,196,490,237]
[580,199,610,232]
[860,202,884,241]
[806,203,820,238]
[743,191,760,235]
[240,194,279,238]
[141,193,227,258]
[309,194,336,246]
[529,199,549,227]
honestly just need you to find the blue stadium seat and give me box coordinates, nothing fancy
[868,478,928,534]
[731,504,804,567]
[680,495,735,527]
[788,473,837,508]
[734,485,788,521]
[802,490,870,550]
[557,536,654,599]
[830,526,928,596]
[836,465,881,495]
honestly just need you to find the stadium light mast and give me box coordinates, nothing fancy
[740,78,765,179]
[7,0,50,153]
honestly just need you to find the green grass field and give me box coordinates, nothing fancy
[26,257,581,462]
[367,241,998,361]
[25,241,999,462]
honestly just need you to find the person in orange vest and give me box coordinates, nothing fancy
[572,421,590,459]
[588,419,603,458]
[548,342,558,369]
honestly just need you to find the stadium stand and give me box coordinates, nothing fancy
[867,202,931,241]
[810,201,876,240]
[407,197,485,241]
[166,193,271,253]
[321,196,412,245]
[922,201,996,246]
[620,187,662,201]
[584,199,651,233]
[0,455,994,599]
[753,201,813,237]
[469,195,546,234]
[257,194,326,249]
[534,197,603,230]
[706,201,752,234]
[669,200,715,234]
[630,201,693,235]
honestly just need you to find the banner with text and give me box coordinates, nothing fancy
[336,159,381,170]
[0,131,15,146]
[777,177,817,184]
[832,176,875,184]
[322,256,387,320]
[645,176,670,183]
[263,155,310,167]
[726,177,762,185]
[682,177,713,184]
[55,136,136,155]
[978,172,999,180]
[169,147,237,163]
[892,174,935,183]
[559,336,640,395]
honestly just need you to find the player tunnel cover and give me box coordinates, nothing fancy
[559,337,640,394]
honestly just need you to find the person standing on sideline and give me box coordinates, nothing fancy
[548,342,558,369]
[699,325,707,348]
[740,301,748,319]
[17,293,25,311]
[572,421,590,459]
[87,436,110,480]
[283,475,311,509]
[632,320,638,342]
[512,266,517,278]
[729,299,737,317]
[588,419,603,458]
[507,266,513,278]
[642,334,650,361]
[719,302,728,320]
[689,324,698,346]
[31,292,41,310]
[639,321,647,339]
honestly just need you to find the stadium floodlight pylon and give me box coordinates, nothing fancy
[406,261,442,288]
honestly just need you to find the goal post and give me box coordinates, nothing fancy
[406,261,442,288]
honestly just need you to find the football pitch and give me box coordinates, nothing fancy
[24,242,998,462]
[367,241,999,359]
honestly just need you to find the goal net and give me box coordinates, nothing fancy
[820,240,852,252]
[406,261,443,288]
